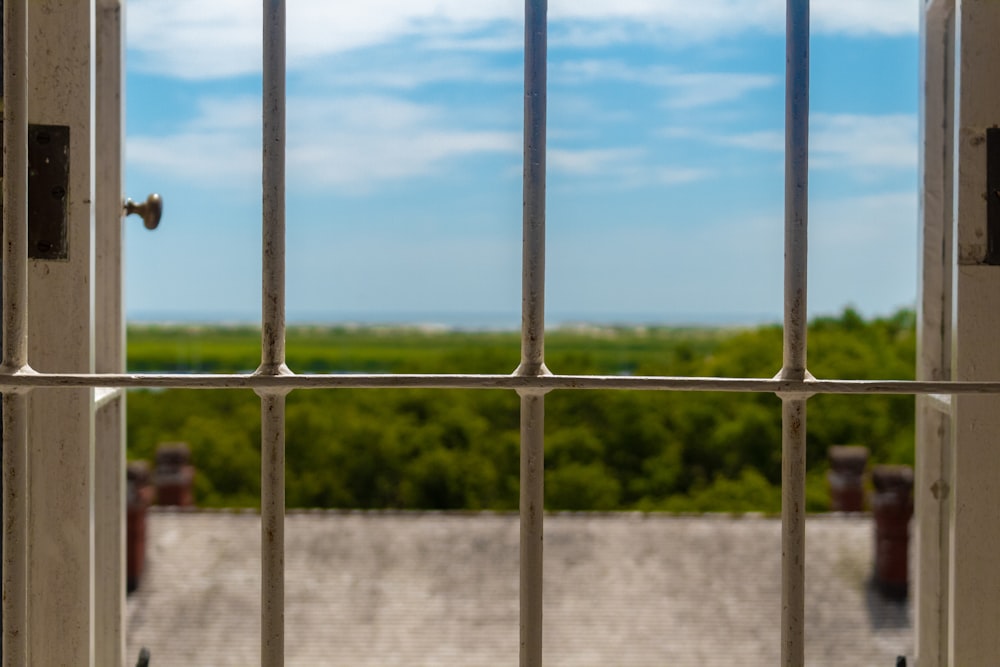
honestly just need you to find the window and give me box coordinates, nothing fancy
[2,1,998,666]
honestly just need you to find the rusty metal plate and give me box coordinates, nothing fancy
[28,123,70,260]
[987,127,1000,265]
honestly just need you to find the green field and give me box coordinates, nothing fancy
[126,307,916,512]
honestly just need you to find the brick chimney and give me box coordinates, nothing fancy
[154,443,195,507]
[127,461,155,593]
[872,464,914,600]
[827,445,869,512]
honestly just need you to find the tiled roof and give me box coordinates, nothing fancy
[127,510,912,667]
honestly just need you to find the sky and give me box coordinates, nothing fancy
[123,0,919,327]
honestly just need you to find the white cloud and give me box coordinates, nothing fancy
[552,0,915,38]
[662,73,776,109]
[811,0,916,36]
[678,113,917,176]
[128,131,261,186]
[289,96,519,189]
[548,148,645,175]
[128,94,519,191]
[812,191,916,246]
[811,113,917,172]
[187,97,261,131]
[651,167,713,185]
[128,88,710,193]
[547,146,712,188]
[128,97,264,185]
[549,95,637,131]
[127,0,519,80]
[321,54,519,90]
[127,0,917,80]
[713,130,785,152]
[127,1,261,80]
[555,60,776,109]
[416,29,523,53]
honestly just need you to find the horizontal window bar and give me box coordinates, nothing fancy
[0,371,998,396]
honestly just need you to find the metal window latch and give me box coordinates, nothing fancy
[28,124,71,259]
[125,193,163,230]
[135,647,151,667]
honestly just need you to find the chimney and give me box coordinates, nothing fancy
[127,461,155,593]
[154,443,195,507]
[872,464,914,600]
[827,445,869,512]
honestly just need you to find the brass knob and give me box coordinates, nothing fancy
[125,193,163,230]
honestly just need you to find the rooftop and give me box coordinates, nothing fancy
[127,509,912,667]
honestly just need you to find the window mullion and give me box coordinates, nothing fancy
[94,2,128,663]
[947,0,1000,662]
[915,3,955,665]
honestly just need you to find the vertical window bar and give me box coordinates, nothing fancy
[780,1,810,666]
[0,395,28,667]
[2,1,31,664]
[259,2,288,666]
[780,397,807,667]
[261,0,287,377]
[782,5,809,378]
[2,0,28,372]
[520,0,547,373]
[519,394,545,667]
[259,391,286,667]
[517,2,548,667]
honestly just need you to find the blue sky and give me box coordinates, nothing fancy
[123,1,918,326]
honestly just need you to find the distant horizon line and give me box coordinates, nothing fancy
[126,306,909,330]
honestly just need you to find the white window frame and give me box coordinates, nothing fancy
[915,1,954,665]
[917,1,1000,665]
[2,1,998,666]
